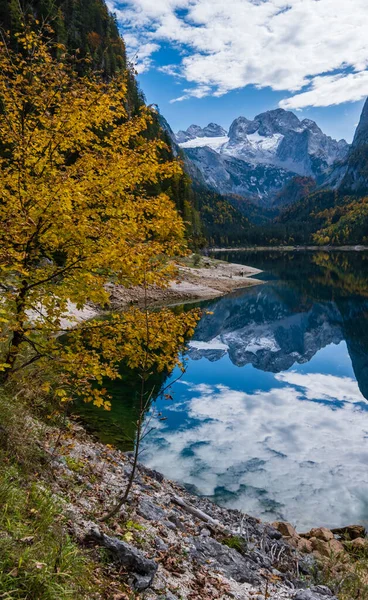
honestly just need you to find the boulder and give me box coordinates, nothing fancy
[296,537,313,554]
[331,525,366,540]
[191,536,261,586]
[307,528,334,542]
[137,463,164,483]
[350,537,368,551]
[87,526,157,590]
[137,498,166,522]
[310,537,344,558]
[272,521,298,537]
[294,585,337,599]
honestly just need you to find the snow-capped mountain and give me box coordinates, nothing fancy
[175,109,349,204]
[184,146,294,203]
[176,122,227,144]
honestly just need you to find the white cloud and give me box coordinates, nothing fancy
[142,375,368,530]
[276,371,365,403]
[280,71,368,109]
[108,0,368,108]
[170,84,212,103]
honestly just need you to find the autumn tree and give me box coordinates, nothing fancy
[0,26,199,407]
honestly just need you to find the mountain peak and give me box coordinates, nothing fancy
[254,109,301,136]
[301,118,322,135]
[352,97,368,147]
[176,122,227,143]
[228,116,258,140]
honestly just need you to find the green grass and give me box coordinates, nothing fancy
[0,461,96,600]
[0,387,98,600]
[221,535,247,555]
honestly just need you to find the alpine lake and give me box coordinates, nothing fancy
[75,250,368,531]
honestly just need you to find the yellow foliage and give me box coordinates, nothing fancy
[0,27,200,404]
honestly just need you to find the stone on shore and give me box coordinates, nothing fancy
[86,526,158,591]
[331,524,366,540]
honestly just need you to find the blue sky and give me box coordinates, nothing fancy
[107,0,368,143]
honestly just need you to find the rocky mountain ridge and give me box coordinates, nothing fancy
[175,109,349,205]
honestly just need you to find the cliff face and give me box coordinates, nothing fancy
[340,98,368,195]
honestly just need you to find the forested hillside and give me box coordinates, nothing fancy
[0,0,129,77]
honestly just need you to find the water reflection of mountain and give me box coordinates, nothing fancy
[189,283,368,400]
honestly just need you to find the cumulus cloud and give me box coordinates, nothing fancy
[108,0,368,108]
[280,71,368,109]
[142,375,368,529]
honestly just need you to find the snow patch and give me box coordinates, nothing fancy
[246,132,284,152]
[189,337,229,351]
[179,136,229,150]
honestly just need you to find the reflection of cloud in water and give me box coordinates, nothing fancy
[142,373,368,530]
[277,372,365,404]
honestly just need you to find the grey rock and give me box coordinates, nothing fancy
[265,525,282,540]
[161,593,178,600]
[168,512,185,530]
[138,463,165,483]
[138,499,166,522]
[200,527,211,537]
[338,97,368,194]
[175,107,349,205]
[163,520,177,530]
[154,537,169,552]
[185,145,294,203]
[351,97,368,148]
[310,586,335,596]
[87,527,157,591]
[294,587,337,600]
[202,123,227,138]
[192,537,261,585]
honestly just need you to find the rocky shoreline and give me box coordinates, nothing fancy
[47,422,367,600]
[108,258,263,311]
[58,258,263,328]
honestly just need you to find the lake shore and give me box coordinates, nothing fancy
[209,245,368,252]
[107,256,263,311]
[59,257,263,328]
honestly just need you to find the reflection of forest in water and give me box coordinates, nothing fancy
[213,250,368,299]
[75,362,169,451]
[75,251,368,449]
